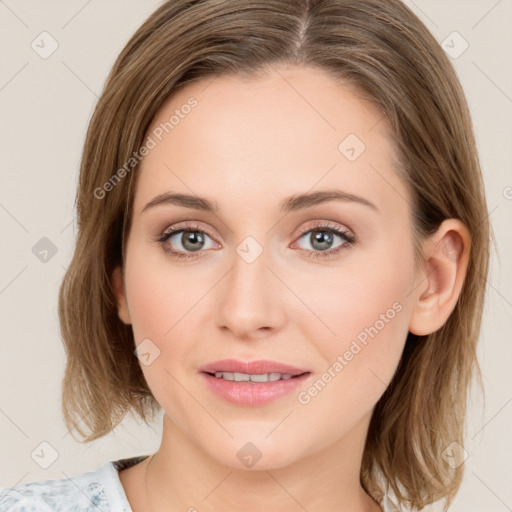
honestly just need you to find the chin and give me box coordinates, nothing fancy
[205,433,307,471]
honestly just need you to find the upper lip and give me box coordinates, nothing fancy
[200,359,310,376]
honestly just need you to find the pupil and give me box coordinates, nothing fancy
[311,230,333,251]
[183,231,204,251]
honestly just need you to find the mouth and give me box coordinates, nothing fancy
[199,359,312,406]
[204,371,307,382]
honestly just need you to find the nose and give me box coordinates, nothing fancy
[215,243,287,340]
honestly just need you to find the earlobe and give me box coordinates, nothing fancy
[112,265,132,325]
[409,219,470,336]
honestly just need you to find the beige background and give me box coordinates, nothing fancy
[1,1,511,510]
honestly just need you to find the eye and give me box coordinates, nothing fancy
[291,222,356,259]
[157,222,218,261]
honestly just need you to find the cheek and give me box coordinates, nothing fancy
[290,278,411,452]
[124,247,203,342]
[312,279,410,397]
[123,251,196,417]
[291,242,414,404]
[123,247,213,390]
[310,254,414,415]
[290,244,413,349]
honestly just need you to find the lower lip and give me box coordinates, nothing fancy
[200,372,311,406]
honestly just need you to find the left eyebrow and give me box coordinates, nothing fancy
[140,188,378,215]
[279,189,378,213]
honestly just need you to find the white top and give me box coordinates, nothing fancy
[0,455,400,511]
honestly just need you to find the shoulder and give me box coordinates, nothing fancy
[0,456,147,512]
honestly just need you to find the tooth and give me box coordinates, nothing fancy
[250,373,269,382]
[212,372,294,382]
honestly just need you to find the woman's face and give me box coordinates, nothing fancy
[115,65,420,469]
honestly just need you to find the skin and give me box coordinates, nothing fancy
[112,64,470,512]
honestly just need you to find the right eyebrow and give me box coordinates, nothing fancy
[141,192,218,214]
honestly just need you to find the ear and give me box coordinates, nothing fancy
[112,265,132,325]
[409,219,470,336]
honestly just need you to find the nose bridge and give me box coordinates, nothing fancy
[230,236,272,309]
[216,232,284,336]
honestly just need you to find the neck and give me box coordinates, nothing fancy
[144,413,382,512]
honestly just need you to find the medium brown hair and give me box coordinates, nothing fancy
[58,0,490,508]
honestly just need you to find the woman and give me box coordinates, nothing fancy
[0,0,490,510]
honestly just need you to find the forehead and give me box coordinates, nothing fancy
[133,65,406,218]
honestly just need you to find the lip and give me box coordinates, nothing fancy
[199,359,310,376]
[199,359,312,407]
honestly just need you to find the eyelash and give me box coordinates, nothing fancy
[156,221,356,261]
